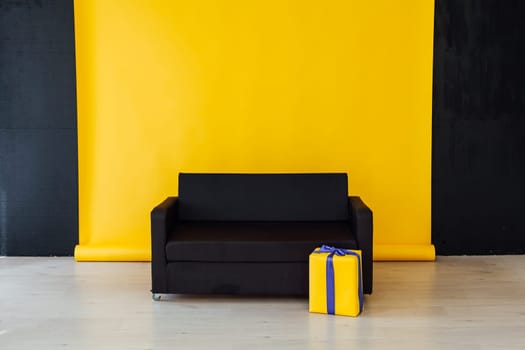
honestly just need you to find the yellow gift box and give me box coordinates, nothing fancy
[309,246,363,317]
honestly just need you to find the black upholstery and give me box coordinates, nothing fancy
[166,221,357,262]
[151,173,373,296]
[167,262,309,295]
[178,173,349,221]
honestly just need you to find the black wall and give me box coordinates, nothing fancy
[432,0,525,254]
[0,0,78,255]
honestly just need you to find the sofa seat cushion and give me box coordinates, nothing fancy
[165,222,357,262]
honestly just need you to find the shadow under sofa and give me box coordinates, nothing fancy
[151,173,373,298]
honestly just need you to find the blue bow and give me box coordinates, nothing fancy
[313,245,363,315]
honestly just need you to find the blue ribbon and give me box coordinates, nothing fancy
[313,245,363,315]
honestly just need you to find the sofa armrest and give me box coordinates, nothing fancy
[151,196,178,293]
[349,196,373,294]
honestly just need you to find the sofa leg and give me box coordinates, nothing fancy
[152,293,161,301]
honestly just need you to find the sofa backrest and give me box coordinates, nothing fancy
[177,173,349,221]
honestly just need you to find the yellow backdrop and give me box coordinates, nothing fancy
[74,0,435,261]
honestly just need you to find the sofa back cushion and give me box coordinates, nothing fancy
[178,173,349,221]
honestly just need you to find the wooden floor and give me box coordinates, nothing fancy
[1,256,524,350]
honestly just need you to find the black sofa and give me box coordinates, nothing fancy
[151,173,373,299]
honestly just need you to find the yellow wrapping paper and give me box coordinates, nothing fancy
[309,247,363,317]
